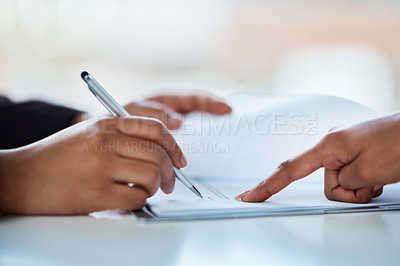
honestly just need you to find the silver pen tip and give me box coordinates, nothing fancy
[190,186,203,199]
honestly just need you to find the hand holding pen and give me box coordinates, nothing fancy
[0,71,233,215]
[81,71,203,198]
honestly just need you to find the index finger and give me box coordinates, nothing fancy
[239,145,324,202]
[103,117,187,168]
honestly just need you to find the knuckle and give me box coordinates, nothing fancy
[321,131,349,161]
[156,109,168,120]
[94,117,106,127]
[155,119,165,132]
[91,130,108,144]
[276,159,296,183]
[147,118,164,139]
[147,117,163,127]
[277,159,292,172]
[324,131,348,147]
[92,117,118,136]
[94,117,114,128]
[259,182,273,198]
[120,117,139,133]
[324,188,336,201]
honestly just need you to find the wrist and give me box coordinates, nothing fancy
[0,147,37,214]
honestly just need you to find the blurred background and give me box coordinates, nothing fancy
[0,0,399,114]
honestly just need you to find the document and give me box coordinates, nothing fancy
[139,176,400,220]
[134,93,400,221]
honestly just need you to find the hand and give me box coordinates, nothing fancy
[0,117,186,215]
[236,113,400,203]
[123,92,232,130]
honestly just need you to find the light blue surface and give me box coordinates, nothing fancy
[1,211,400,266]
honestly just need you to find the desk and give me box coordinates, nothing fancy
[1,211,400,266]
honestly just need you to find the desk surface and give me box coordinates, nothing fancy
[1,210,400,266]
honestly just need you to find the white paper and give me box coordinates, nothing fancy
[172,93,379,181]
[143,93,400,220]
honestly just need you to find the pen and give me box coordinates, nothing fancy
[80,71,203,199]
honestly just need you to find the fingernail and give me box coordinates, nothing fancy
[167,113,183,129]
[235,190,251,201]
[221,103,232,114]
[373,185,382,192]
[180,154,187,167]
[214,102,232,114]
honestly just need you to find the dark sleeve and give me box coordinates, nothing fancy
[0,96,83,149]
